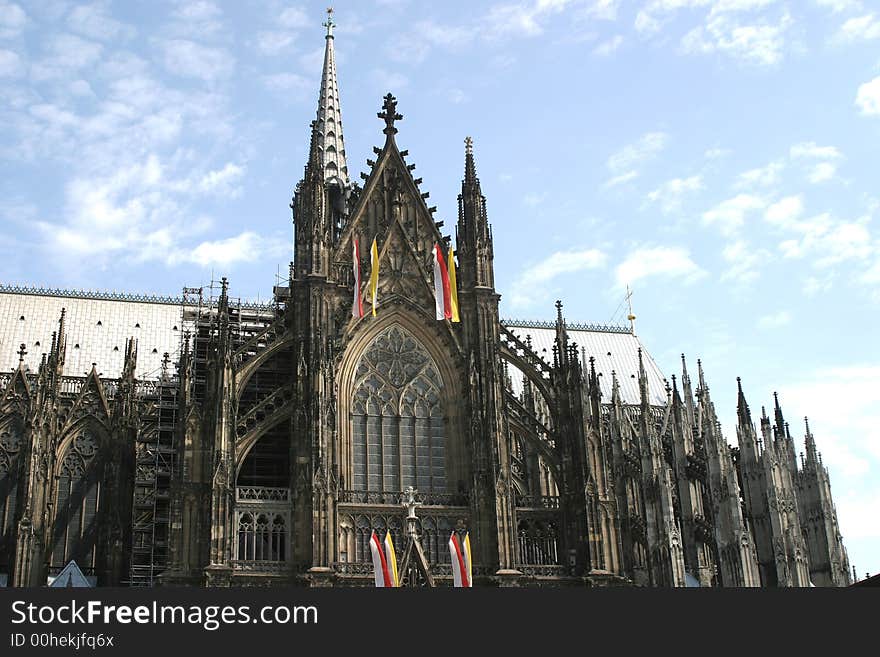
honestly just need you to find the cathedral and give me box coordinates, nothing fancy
[0,16,852,588]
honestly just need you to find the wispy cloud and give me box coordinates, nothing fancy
[790,141,844,183]
[856,76,880,116]
[615,245,706,288]
[509,248,607,309]
[832,13,880,42]
[594,34,623,55]
[702,194,767,236]
[605,131,668,186]
[721,239,770,283]
[756,309,792,329]
[734,160,784,189]
[646,175,703,213]
[160,39,235,81]
[0,1,27,40]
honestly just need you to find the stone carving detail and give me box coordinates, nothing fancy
[59,430,99,478]
[0,425,23,475]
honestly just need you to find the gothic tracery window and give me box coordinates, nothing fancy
[351,326,447,493]
[0,420,24,564]
[50,429,103,573]
[236,512,287,562]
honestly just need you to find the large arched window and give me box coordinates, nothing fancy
[50,429,103,574]
[351,325,447,494]
[0,418,25,569]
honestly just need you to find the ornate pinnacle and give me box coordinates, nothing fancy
[17,343,26,363]
[323,7,334,37]
[378,93,402,137]
[465,136,473,155]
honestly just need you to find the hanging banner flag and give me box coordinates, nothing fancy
[447,246,460,323]
[370,237,379,317]
[433,243,452,320]
[352,237,364,319]
[463,531,472,584]
[449,531,471,587]
[384,531,399,587]
[370,530,393,587]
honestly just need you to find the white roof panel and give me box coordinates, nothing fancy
[504,323,668,406]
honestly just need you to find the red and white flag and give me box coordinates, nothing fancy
[433,242,452,320]
[352,237,364,319]
[369,530,396,587]
[449,531,472,587]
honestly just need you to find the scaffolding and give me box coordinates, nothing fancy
[128,359,178,587]
[125,280,283,586]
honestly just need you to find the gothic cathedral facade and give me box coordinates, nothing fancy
[0,18,852,588]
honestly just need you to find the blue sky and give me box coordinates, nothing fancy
[1,0,879,579]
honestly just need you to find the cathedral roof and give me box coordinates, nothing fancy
[503,321,668,406]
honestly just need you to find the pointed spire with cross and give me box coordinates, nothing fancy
[323,6,334,36]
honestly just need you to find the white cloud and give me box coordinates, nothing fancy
[31,33,103,80]
[776,213,874,267]
[183,232,272,267]
[776,364,880,490]
[814,0,861,12]
[833,14,880,42]
[645,175,703,213]
[764,195,804,225]
[387,20,476,64]
[279,7,309,29]
[702,193,766,235]
[790,141,842,160]
[255,31,296,55]
[803,273,835,296]
[855,76,880,116]
[371,68,409,90]
[585,0,620,20]
[721,239,769,283]
[262,72,310,98]
[0,1,27,39]
[161,39,234,81]
[608,131,668,173]
[681,11,792,66]
[198,162,245,197]
[525,248,608,282]
[593,34,623,55]
[168,0,224,38]
[756,309,791,329]
[486,0,576,39]
[734,160,784,189]
[509,247,607,308]
[67,3,135,42]
[523,192,546,207]
[604,171,639,188]
[704,147,731,159]
[0,48,22,77]
[615,245,706,288]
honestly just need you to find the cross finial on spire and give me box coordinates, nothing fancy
[323,7,334,37]
[17,343,26,363]
[378,93,402,137]
[626,284,636,334]
[465,136,473,154]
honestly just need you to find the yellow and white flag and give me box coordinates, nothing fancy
[447,246,460,323]
[384,531,399,587]
[369,237,379,316]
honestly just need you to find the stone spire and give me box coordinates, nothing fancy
[315,7,349,190]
